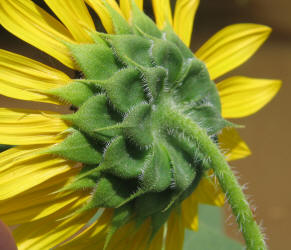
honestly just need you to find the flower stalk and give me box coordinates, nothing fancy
[163,104,266,250]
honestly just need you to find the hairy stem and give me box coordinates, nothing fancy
[163,105,266,250]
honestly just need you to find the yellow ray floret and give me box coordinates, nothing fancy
[0,190,81,225]
[152,0,173,29]
[0,108,68,145]
[218,76,282,118]
[196,24,271,80]
[0,145,39,173]
[44,0,95,43]
[0,49,71,104]
[182,197,198,231]
[0,147,75,200]
[192,177,224,207]
[59,209,163,250]
[85,0,124,34]
[165,211,185,250]
[173,0,200,47]
[58,209,113,249]
[181,175,224,231]
[128,221,153,250]
[0,0,76,69]
[13,196,95,250]
[219,128,251,161]
[0,167,81,225]
[120,0,143,20]
[147,227,164,250]
[109,220,152,250]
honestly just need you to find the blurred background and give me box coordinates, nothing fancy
[0,0,290,249]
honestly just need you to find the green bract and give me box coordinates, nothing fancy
[47,2,231,246]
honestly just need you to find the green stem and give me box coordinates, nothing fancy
[163,106,266,250]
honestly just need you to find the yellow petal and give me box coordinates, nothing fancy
[219,127,251,161]
[0,108,68,145]
[14,197,94,250]
[107,222,135,249]
[58,209,113,249]
[0,146,68,174]
[218,76,281,118]
[1,192,79,225]
[112,220,150,250]
[109,217,163,250]
[182,197,198,231]
[193,177,225,207]
[120,0,143,20]
[108,217,158,250]
[173,0,199,47]
[148,225,164,250]
[0,168,80,225]
[85,0,123,34]
[0,0,76,69]
[0,146,38,173]
[60,210,150,250]
[196,24,271,80]
[44,0,95,43]
[0,148,75,200]
[59,210,160,249]
[165,210,185,250]
[0,49,70,104]
[181,175,224,232]
[129,223,151,250]
[152,0,172,29]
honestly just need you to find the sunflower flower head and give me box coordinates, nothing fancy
[43,1,232,244]
[0,0,281,249]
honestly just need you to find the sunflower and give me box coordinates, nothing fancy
[0,0,281,249]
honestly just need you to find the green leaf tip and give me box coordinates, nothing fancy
[130,0,161,38]
[102,0,133,35]
[46,81,95,107]
[66,42,119,80]
[46,129,102,165]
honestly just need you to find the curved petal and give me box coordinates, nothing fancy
[111,220,151,250]
[193,177,225,207]
[0,167,80,225]
[1,192,78,225]
[59,210,156,250]
[219,127,251,161]
[165,211,185,250]
[120,0,143,20]
[181,175,224,232]
[0,0,76,69]
[196,24,271,80]
[218,76,281,118]
[152,0,172,29]
[148,226,164,250]
[173,0,199,47]
[13,197,94,250]
[58,209,113,249]
[85,0,123,34]
[182,197,198,231]
[0,146,37,172]
[0,108,68,145]
[44,0,95,43]
[0,148,75,200]
[0,49,70,104]
[129,223,151,250]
